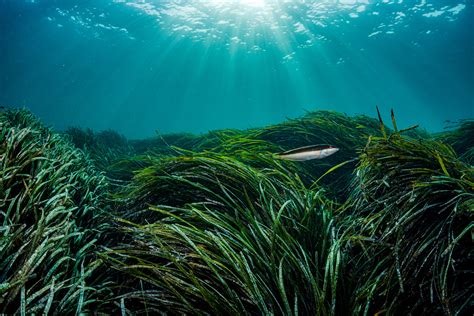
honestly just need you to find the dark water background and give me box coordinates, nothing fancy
[1,0,473,139]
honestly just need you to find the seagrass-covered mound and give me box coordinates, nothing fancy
[103,154,342,315]
[0,110,109,314]
[342,132,473,315]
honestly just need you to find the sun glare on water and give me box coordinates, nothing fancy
[239,0,266,7]
[209,0,267,8]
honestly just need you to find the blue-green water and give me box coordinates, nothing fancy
[1,0,473,139]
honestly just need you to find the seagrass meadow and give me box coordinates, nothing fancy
[0,108,473,315]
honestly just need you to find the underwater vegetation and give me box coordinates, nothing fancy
[0,110,109,313]
[435,120,474,165]
[64,126,135,172]
[344,130,473,314]
[1,108,472,315]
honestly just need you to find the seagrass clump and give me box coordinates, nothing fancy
[103,154,343,315]
[0,110,109,314]
[342,132,473,315]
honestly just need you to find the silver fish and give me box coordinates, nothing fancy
[275,145,339,161]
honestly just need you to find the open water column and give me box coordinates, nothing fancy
[1,0,472,137]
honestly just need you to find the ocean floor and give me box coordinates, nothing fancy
[0,108,472,314]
